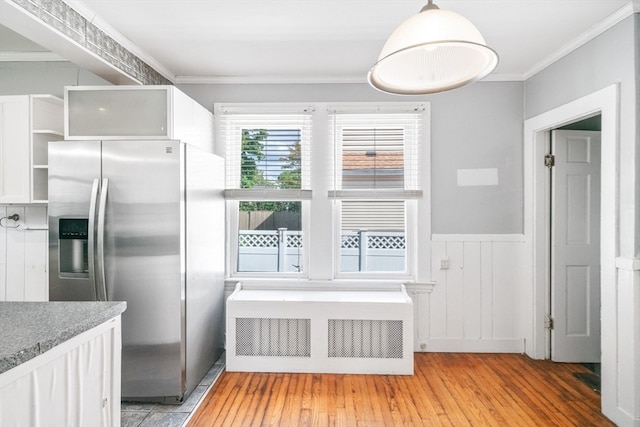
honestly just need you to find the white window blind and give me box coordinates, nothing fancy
[328,109,423,199]
[219,111,312,199]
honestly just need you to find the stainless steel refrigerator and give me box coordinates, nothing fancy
[48,139,225,403]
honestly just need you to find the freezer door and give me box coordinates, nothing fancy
[48,140,101,301]
[101,140,184,399]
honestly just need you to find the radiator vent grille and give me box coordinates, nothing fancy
[328,319,403,359]
[236,318,311,357]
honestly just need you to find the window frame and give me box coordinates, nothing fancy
[332,198,418,280]
[215,102,431,284]
[226,199,310,279]
[328,109,424,279]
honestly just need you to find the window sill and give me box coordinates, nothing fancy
[224,278,434,294]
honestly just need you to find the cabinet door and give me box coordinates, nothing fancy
[0,96,30,203]
[66,88,169,138]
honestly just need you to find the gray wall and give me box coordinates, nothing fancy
[179,81,525,235]
[0,61,526,235]
[525,14,638,257]
[525,16,636,119]
[429,82,523,234]
[0,61,110,98]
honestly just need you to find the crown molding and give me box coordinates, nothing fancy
[175,74,368,85]
[0,51,67,62]
[524,1,637,79]
[482,73,525,82]
[176,72,526,85]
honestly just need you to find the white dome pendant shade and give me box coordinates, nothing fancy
[368,0,498,95]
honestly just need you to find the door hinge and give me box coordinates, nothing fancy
[545,315,554,330]
[544,153,555,168]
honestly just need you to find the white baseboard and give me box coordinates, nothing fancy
[423,338,525,353]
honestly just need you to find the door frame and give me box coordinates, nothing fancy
[523,84,618,363]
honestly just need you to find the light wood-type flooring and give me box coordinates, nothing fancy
[188,353,613,426]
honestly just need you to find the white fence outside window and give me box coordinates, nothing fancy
[237,229,405,272]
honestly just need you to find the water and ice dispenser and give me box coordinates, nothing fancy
[58,218,89,277]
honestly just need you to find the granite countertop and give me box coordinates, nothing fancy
[0,301,127,375]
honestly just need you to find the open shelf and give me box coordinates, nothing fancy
[30,95,63,203]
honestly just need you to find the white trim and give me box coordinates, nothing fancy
[227,199,310,279]
[424,338,525,353]
[326,103,427,114]
[615,257,640,271]
[0,52,67,62]
[431,234,526,242]
[177,73,527,85]
[524,83,618,359]
[524,2,636,79]
[224,278,413,293]
[482,73,526,82]
[215,103,316,115]
[404,281,435,294]
[224,189,312,200]
[523,84,620,422]
[178,75,367,85]
[328,190,423,200]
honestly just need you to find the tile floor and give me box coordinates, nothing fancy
[121,353,225,427]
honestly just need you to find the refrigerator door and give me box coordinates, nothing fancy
[49,140,102,301]
[101,140,184,399]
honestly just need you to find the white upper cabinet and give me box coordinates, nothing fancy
[0,95,63,204]
[65,85,213,153]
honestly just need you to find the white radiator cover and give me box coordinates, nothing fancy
[226,283,413,374]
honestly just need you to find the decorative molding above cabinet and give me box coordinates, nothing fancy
[0,94,63,204]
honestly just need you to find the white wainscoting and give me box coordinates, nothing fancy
[0,205,48,301]
[424,234,527,353]
[224,234,528,355]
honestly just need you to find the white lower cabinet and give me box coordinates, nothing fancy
[0,316,123,427]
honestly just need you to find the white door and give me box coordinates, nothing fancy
[551,130,601,363]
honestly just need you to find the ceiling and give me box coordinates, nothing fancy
[0,0,636,84]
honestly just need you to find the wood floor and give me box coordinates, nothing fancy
[188,353,613,427]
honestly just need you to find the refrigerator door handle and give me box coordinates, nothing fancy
[88,178,100,298]
[96,178,109,301]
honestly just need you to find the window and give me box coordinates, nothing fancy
[340,200,406,272]
[217,103,428,281]
[220,110,312,275]
[330,111,422,275]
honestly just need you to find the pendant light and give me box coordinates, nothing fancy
[368,0,498,95]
